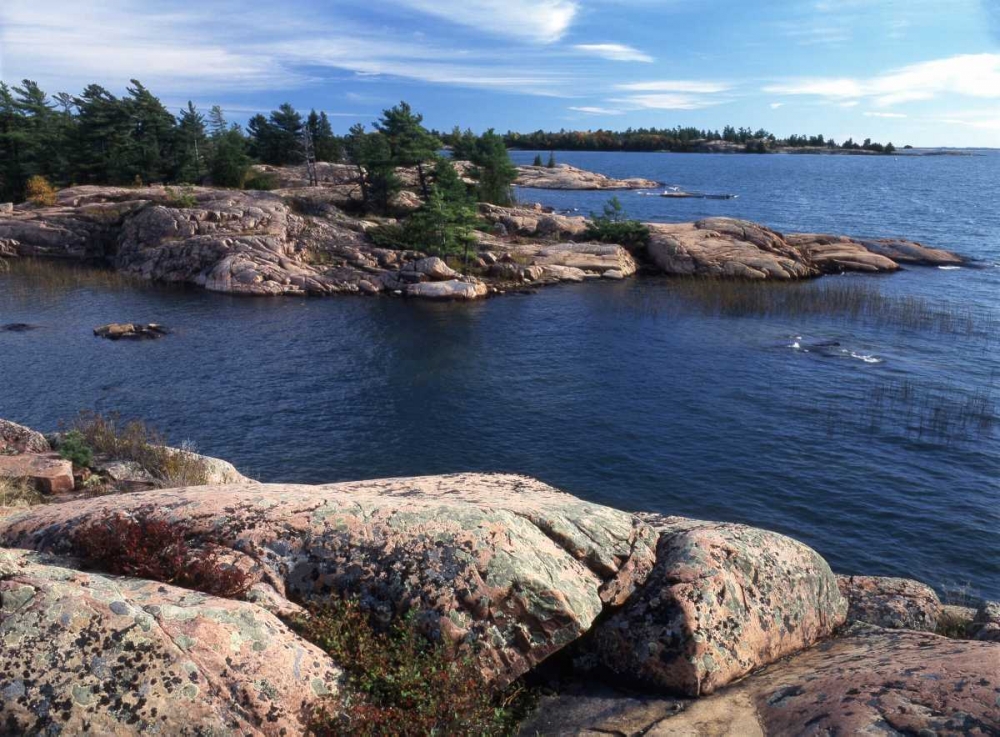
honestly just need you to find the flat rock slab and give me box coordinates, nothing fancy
[0,453,73,494]
[0,548,341,736]
[593,518,846,696]
[0,473,658,687]
[837,573,941,631]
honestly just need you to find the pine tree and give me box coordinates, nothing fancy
[0,83,28,201]
[546,151,556,168]
[533,154,543,167]
[208,106,228,137]
[209,126,251,188]
[376,101,440,197]
[471,130,518,206]
[123,80,176,184]
[73,84,131,184]
[405,158,478,267]
[174,102,208,183]
[306,110,341,162]
[345,124,400,214]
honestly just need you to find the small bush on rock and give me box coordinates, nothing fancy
[292,600,527,736]
[25,175,57,207]
[69,411,209,487]
[164,185,198,208]
[58,430,94,468]
[243,172,278,191]
[585,196,650,252]
[69,512,251,598]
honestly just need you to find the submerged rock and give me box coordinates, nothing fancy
[0,473,658,687]
[94,322,169,340]
[0,548,341,736]
[592,517,846,696]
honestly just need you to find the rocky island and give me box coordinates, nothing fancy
[0,417,997,736]
[0,162,961,300]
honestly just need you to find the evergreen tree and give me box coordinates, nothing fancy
[471,129,518,206]
[345,124,400,214]
[12,80,57,183]
[532,154,543,167]
[546,151,556,168]
[174,102,208,183]
[73,84,132,184]
[124,80,176,184]
[376,101,440,197]
[269,103,304,164]
[307,110,341,162]
[449,127,478,161]
[208,105,228,137]
[0,83,28,201]
[209,126,251,188]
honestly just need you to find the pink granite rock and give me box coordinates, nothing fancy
[0,453,74,494]
[837,574,941,631]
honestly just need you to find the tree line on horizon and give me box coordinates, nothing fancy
[490,126,897,155]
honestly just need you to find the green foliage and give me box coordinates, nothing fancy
[58,430,94,468]
[449,126,479,161]
[377,101,440,197]
[471,129,518,206]
[291,599,527,736]
[547,151,556,168]
[532,154,543,167]
[209,126,251,188]
[243,172,278,191]
[404,159,478,263]
[366,223,410,250]
[174,101,208,183]
[585,196,650,251]
[164,185,198,208]
[307,109,342,162]
[248,103,304,165]
[345,123,401,214]
[25,175,57,206]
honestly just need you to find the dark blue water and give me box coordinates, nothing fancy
[1,152,998,598]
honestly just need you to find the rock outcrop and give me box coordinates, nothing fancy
[515,164,659,190]
[969,600,1000,642]
[0,549,341,735]
[837,574,941,631]
[0,419,50,454]
[0,453,74,494]
[592,517,846,696]
[0,474,658,688]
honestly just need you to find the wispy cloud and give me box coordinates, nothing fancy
[610,94,725,110]
[616,80,731,93]
[568,105,624,114]
[764,54,1000,107]
[573,44,653,63]
[390,0,578,43]
[864,111,907,118]
[770,102,785,109]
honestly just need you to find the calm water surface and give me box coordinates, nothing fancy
[1,151,998,597]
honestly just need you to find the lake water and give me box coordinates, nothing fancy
[1,151,998,599]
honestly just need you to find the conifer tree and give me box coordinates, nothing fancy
[376,101,440,197]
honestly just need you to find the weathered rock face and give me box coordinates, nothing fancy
[515,164,659,190]
[592,517,847,696]
[0,474,658,687]
[0,453,74,494]
[525,625,1000,736]
[837,574,941,631]
[648,218,961,279]
[969,600,1000,642]
[0,419,50,454]
[0,548,341,736]
[509,242,638,277]
[480,203,590,240]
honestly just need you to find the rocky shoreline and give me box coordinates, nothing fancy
[0,418,997,735]
[0,163,962,300]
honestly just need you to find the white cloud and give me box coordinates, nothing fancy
[770,102,784,109]
[391,0,578,43]
[611,93,724,110]
[569,105,624,114]
[616,80,731,93]
[764,54,1000,108]
[573,44,653,63]
[864,111,907,118]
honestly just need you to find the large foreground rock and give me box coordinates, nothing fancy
[0,474,658,687]
[0,420,50,454]
[0,453,74,494]
[0,548,340,736]
[523,625,1000,736]
[837,573,941,631]
[593,517,847,696]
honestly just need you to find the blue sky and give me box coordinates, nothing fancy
[1,0,998,147]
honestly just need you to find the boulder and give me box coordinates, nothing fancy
[479,203,589,239]
[401,256,459,282]
[0,548,340,736]
[0,419,50,454]
[526,626,1000,736]
[784,233,900,273]
[406,278,489,301]
[592,518,846,696]
[837,574,941,631]
[0,453,74,494]
[969,600,1000,642]
[0,474,658,687]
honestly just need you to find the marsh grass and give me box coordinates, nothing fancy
[67,412,210,488]
[0,258,144,294]
[626,278,996,337]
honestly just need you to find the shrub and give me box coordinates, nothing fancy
[68,411,209,487]
[25,175,57,207]
[292,600,526,736]
[58,430,94,468]
[164,185,198,208]
[243,172,278,191]
[584,196,650,251]
[69,512,251,598]
[367,223,409,250]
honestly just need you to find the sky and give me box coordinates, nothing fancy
[1,0,998,147]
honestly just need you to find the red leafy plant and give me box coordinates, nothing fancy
[69,511,251,599]
[291,599,530,736]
